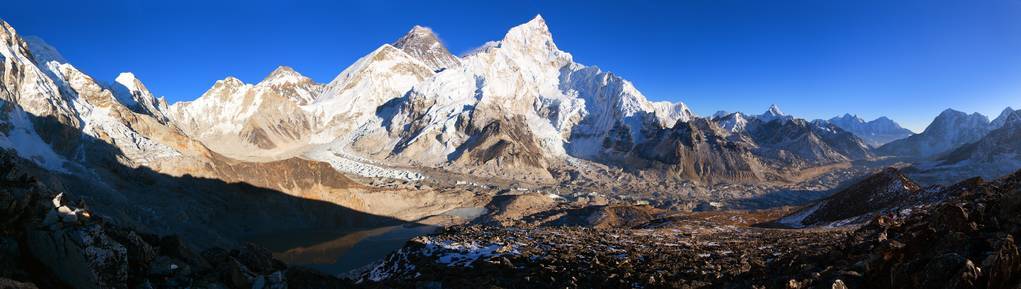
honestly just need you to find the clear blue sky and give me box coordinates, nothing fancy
[3,0,1020,132]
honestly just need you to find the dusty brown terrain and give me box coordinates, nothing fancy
[355,169,1021,289]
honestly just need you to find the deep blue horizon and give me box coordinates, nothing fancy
[3,0,1020,132]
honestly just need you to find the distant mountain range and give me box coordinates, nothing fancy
[823,114,914,147]
[1,14,1019,243]
[3,14,1021,289]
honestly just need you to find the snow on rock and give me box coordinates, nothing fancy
[0,101,69,172]
[305,145,424,181]
[990,106,1016,129]
[714,112,748,133]
[423,239,518,267]
[756,104,793,123]
[825,113,914,147]
[392,25,461,71]
[111,72,172,123]
[776,202,820,228]
[878,108,992,158]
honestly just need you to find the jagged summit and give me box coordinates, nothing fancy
[879,108,993,157]
[825,113,913,147]
[216,76,246,88]
[500,14,558,55]
[23,36,66,64]
[114,72,142,92]
[766,104,784,116]
[991,106,1016,128]
[756,104,791,123]
[112,72,172,123]
[392,24,460,71]
[834,113,865,123]
[261,65,314,87]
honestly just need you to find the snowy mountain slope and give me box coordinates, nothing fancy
[877,109,992,158]
[700,105,874,167]
[1,21,208,172]
[307,44,437,145]
[1,19,470,240]
[781,168,923,227]
[755,104,793,123]
[712,112,748,134]
[634,117,765,183]
[169,66,320,160]
[926,110,1021,180]
[825,114,914,147]
[341,15,696,179]
[744,118,866,165]
[4,15,880,188]
[392,25,462,72]
[0,101,70,172]
[990,106,1016,129]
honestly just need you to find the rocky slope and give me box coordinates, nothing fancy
[339,15,697,180]
[5,15,889,191]
[0,153,363,289]
[358,168,1021,289]
[777,168,927,227]
[825,114,914,147]
[169,67,321,161]
[878,109,993,158]
[990,107,1016,129]
[922,110,1021,181]
[0,18,480,248]
[391,25,461,72]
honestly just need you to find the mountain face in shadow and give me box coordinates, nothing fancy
[4,103,406,247]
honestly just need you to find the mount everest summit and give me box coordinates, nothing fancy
[4,13,1016,189]
[5,13,1013,188]
[2,12,1021,289]
[0,14,1018,242]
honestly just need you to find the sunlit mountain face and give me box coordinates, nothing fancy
[1,6,1020,289]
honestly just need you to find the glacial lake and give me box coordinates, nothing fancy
[248,224,439,275]
[248,207,488,275]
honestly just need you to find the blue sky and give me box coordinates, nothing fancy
[3,0,1020,132]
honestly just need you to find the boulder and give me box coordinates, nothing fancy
[234,243,284,275]
[26,195,128,289]
[0,278,39,289]
[159,235,211,271]
[983,235,1020,289]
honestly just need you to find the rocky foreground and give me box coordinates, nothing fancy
[357,170,1021,289]
[3,143,1021,289]
[0,154,357,289]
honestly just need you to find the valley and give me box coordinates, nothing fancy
[0,13,1019,289]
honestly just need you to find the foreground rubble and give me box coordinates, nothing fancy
[3,143,1020,289]
[359,169,1021,289]
[0,155,356,289]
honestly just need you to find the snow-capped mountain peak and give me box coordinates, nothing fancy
[766,104,785,116]
[991,106,1016,129]
[833,113,865,124]
[499,14,560,58]
[261,66,311,86]
[717,112,748,133]
[879,108,992,158]
[1001,109,1021,128]
[392,25,461,71]
[22,36,67,65]
[826,113,913,147]
[111,72,172,123]
[114,72,143,94]
[925,109,989,135]
[757,104,791,123]
[651,101,695,126]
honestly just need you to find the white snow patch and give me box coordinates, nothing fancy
[0,102,69,172]
[777,202,822,228]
